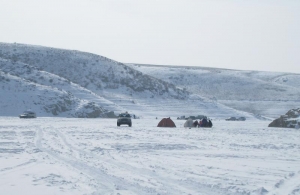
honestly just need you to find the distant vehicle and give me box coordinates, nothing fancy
[187,116,196,120]
[177,116,185,120]
[117,112,132,127]
[182,115,207,120]
[225,117,236,121]
[195,115,207,120]
[19,111,36,118]
[237,117,246,121]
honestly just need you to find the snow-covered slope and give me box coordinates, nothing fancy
[127,64,300,118]
[0,43,187,117]
[0,68,110,117]
[0,57,126,116]
[0,42,255,119]
[0,43,187,100]
[1,42,297,119]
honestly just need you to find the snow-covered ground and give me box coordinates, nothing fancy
[1,117,299,195]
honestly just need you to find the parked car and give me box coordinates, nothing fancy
[117,112,132,127]
[225,117,236,121]
[177,115,186,120]
[195,115,207,120]
[19,111,36,118]
[237,117,246,121]
[187,116,196,120]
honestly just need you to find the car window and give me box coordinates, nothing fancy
[119,114,130,117]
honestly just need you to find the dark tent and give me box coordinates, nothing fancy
[157,118,176,127]
[199,118,213,128]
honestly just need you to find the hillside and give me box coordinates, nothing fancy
[1,42,297,119]
[0,61,111,117]
[0,43,187,99]
[127,64,300,118]
[0,42,249,119]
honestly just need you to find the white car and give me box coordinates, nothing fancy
[19,111,36,118]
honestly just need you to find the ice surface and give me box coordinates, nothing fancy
[0,117,299,195]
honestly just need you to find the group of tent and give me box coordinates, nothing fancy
[157,117,213,128]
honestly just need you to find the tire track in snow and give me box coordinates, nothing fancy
[54,129,179,195]
[36,127,163,195]
[55,129,245,195]
[0,159,37,173]
[35,127,114,195]
[267,171,300,195]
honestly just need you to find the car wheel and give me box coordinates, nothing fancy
[117,123,120,126]
[129,123,132,127]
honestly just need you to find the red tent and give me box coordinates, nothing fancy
[157,118,176,127]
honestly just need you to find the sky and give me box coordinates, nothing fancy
[0,0,299,73]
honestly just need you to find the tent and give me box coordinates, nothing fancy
[157,118,176,127]
[199,118,213,128]
[184,118,194,128]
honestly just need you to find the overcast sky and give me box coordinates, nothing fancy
[1,0,299,73]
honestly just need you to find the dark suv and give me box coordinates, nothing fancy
[117,113,132,127]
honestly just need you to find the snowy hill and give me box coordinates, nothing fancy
[1,42,297,119]
[127,64,300,118]
[0,62,111,117]
[0,43,190,117]
[1,42,247,119]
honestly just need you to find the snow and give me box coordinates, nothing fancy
[1,43,300,119]
[1,42,300,194]
[1,117,300,195]
[126,64,300,118]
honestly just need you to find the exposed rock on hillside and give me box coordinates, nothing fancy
[268,108,300,128]
[73,102,108,118]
